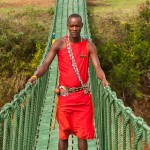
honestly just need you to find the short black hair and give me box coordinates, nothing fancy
[67,14,82,23]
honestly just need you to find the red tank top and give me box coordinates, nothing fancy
[57,36,89,88]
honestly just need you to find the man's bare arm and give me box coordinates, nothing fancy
[88,42,109,86]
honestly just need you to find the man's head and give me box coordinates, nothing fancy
[67,14,83,38]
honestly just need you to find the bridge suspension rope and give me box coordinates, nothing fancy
[0,0,150,150]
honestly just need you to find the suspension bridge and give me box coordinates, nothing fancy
[0,0,150,149]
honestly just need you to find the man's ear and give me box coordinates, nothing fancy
[81,23,83,28]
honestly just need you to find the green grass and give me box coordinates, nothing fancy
[88,0,146,18]
[0,5,53,20]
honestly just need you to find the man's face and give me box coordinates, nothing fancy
[67,17,83,38]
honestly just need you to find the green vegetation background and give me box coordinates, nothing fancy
[0,0,150,125]
[0,5,54,107]
[89,0,150,125]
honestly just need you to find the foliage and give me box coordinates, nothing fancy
[31,42,44,69]
[0,7,54,108]
[89,1,150,103]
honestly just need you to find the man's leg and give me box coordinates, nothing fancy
[78,138,88,150]
[58,139,68,150]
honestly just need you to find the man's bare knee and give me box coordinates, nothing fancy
[78,138,88,150]
[58,139,68,150]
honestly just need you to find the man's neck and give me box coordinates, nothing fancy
[69,36,82,43]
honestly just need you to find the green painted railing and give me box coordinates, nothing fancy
[0,0,150,150]
[90,63,150,150]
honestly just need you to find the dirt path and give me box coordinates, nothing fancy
[0,0,55,8]
[0,0,104,8]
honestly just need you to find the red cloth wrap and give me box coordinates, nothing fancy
[57,36,94,140]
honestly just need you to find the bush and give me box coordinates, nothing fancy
[89,1,150,103]
[0,6,53,108]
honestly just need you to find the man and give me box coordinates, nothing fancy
[28,14,109,150]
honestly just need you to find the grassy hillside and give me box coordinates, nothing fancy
[88,0,146,17]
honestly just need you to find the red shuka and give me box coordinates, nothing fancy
[56,36,94,140]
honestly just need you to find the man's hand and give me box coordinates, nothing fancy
[101,78,110,87]
[27,76,37,84]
